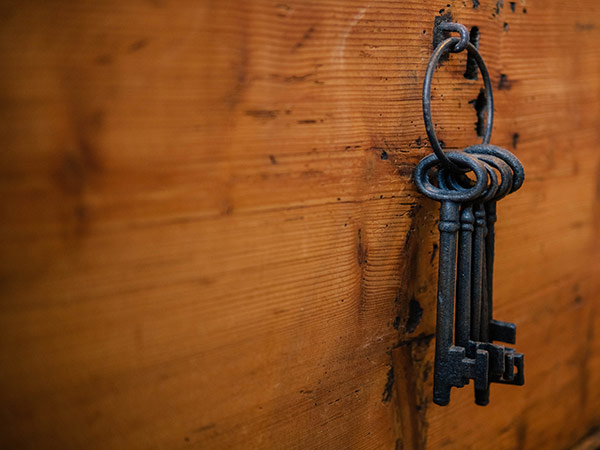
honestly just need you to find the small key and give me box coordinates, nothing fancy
[415,151,489,405]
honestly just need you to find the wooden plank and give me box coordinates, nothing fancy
[0,0,599,449]
[571,429,600,450]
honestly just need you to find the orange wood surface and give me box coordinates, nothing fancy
[0,1,599,449]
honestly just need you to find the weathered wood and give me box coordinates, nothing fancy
[0,0,599,449]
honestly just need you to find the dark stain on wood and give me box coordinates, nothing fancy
[469,88,487,136]
[226,37,248,109]
[94,54,113,65]
[516,419,528,450]
[195,423,216,433]
[512,132,520,149]
[430,242,438,264]
[433,12,454,55]
[575,22,597,31]
[393,314,402,330]
[498,73,513,90]
[405,298,423,334]
[382,366,395,402]
[464,26,480,80]
[128,38,149,53]
[292,25,315,51]
[391,334,434,449]
[496,0,504,14]
[357,228,367,266]
[245,109,280,120]
[579,316,594,409]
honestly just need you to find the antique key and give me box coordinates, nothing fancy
[414,21,526,406]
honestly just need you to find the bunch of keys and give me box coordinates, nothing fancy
[415,22,525,406]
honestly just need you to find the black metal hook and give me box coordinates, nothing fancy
[437,22,470,52]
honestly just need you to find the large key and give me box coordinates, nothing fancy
[415,151,490,406]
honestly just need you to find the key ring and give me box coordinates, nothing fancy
[414,152,488,202]
[438,155,513,201]
[423,30,495,172]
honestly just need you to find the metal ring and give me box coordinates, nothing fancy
[415,152,488,202]
[423,38,494,172]
[438,157,504,203]
[464,144,524,193]
[438,22,469,52]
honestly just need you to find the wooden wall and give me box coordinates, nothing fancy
[0,0,599,448]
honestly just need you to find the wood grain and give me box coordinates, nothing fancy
[0,0,599,449]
